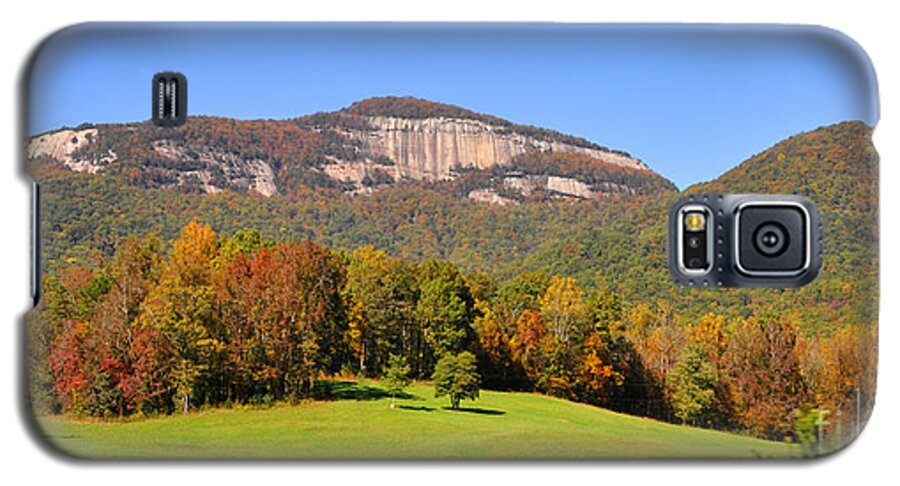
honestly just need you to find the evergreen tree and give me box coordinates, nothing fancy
[667,343,718,425]
[383,354,411,409]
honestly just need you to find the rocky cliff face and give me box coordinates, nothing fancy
[312,111,657,200]
[27,97,670,201]
[337,116,647,182]
[28,128,116,174]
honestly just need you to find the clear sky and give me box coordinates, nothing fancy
[27,24,878,188]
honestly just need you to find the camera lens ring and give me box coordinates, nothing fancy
[753,222,788,257]
[687,235,702,249]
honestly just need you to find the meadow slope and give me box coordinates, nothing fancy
[36,382,799,459]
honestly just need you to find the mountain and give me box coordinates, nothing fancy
[645,121,876,322]
[27,97,674,202]
[29,114,874,297]
[694,121,877,232]
[694,121,879,329]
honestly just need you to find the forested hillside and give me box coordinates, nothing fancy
[27,117,877,453]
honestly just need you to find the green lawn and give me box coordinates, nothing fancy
[36,381,799,459]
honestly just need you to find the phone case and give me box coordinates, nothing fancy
[24,23,879,459]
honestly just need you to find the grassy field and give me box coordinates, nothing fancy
[36,381,800,459]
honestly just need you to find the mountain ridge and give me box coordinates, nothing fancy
[27,97,670,200]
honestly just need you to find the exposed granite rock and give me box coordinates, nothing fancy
[338,116,647,182]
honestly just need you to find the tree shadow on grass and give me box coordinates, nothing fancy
[441,406,506,416]
[313,380,415,402]
[397,404,436,412]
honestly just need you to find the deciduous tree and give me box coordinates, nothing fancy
[433,352,480,410]
[344,246,417,376]
[139,221,219,413]
[723,314,807,439]
[539,276,586,344]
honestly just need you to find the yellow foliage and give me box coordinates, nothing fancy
[687,313,727,359]
[539,276,585,343]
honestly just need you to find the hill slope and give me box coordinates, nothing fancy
[37,382,797,459]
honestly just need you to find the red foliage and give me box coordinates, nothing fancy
[48,321,89,412]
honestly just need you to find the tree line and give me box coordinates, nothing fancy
[29,221,874,447]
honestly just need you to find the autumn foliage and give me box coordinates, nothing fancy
[29,218,875,449]
[28,121,878,451]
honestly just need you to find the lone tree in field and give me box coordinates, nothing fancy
[433,352,481,410]
[383,354,412,409]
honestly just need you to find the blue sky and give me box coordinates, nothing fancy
[28,24,878,188]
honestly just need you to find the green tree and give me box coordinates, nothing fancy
[433,352,481,410]
[344,246,417,376]
[667,343,719,425]
[417,278,470,357]
[494,272,551,329]
[383,354,412,409]
[585,284,623,331]
[213,228,271,268]
[415,259,475,364]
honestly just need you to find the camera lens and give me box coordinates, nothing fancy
[687,235,702,249]
[753,223,788,256]
[687,257,702,268]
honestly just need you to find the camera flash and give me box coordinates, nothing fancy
[684,212,706,231]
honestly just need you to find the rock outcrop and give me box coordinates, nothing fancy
[331,116,647,183]
[27,128,115,173]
